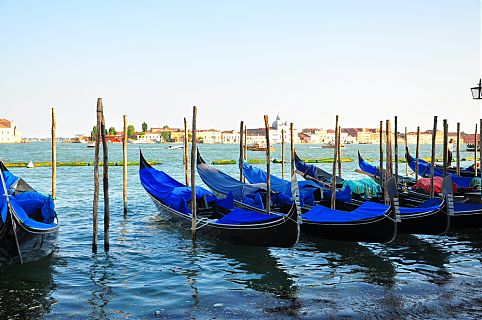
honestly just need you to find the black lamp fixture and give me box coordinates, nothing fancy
[471,79,482,99]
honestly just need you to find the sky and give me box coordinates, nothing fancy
[0,0,481,137]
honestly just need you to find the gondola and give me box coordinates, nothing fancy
[360,150,482,229]
[138,151,299,248]
[0,161,59,267]
[197,151,399,243]
[294,152,344,186]
[404,148,475,188]
[357,151,416,186]
[295,153,451,235]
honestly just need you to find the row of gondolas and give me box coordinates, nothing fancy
[1,148,481,266]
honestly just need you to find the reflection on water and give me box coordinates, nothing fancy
[0,256,55,319]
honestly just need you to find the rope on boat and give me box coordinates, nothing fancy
[194,217,212,230]
[11,217,23,264]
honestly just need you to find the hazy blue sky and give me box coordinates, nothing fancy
[0,0,480,137]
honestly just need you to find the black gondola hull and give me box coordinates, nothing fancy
[397,206,449,235]
[0,217,58,267]
[300,214,396,243]
[149,196,299,248]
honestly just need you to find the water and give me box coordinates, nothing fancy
[0,142,481,319]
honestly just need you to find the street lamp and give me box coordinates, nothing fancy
[471,79,482,99]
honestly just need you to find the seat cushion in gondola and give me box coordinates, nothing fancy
[301,201,388,223]
[216,208,280,225]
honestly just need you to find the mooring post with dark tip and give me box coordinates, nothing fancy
[385,120,392,204]
[475,123,478,178]
[264,115,271,215]
[123,115,128,216]
[379,121,384,185]
[51,107,56,199]
[442,119,448,178]
[281,129,285,179]
[239,121,244,182]
[191,106,197,239]
[337,125,342,179]
[244,125,248,161]
[430,116,438,198]
[394,116,398,185]
[290,123,294,176]
[92,98,102,253]
[184,117,189,186]
[101,103,110,252]
[456,122,461,176]
[404,126,408,176]
[480,119,482,198]
[331,115,339,209]
[415,126,420,181]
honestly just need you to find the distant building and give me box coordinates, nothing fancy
[0,118,22,143]
[221,130,240,144]
[197,129,222,144]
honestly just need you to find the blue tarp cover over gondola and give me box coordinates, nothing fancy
[405,150,474,188]
[301,201,389,223]
[140,165,217,213]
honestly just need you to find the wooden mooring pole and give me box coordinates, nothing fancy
[281,129,285,180]
[404,126,408,176]
[244,125,248,161]
[415,126,420,181]
[92,98,102,253]
[480,119,482,198]
[239,121,244,182]
[475,123,478,178]
[191,107,197,239]
[385,120,392,204]
[123,115,128,215]
[337,125,342,179]
[430,116,438,198]
[264,115,271,215]
[331,116,339,209]
[394,116,398,185]
[379,121,384,185]
[184,117,189,186]
[290,123,295,175]
[101,104,110,252]
[51,107,56,199]
[442,119,448,177]
[456,122,461,176]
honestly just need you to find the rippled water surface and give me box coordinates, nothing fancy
[0,142,481,319]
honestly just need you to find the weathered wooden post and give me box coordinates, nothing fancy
[51,107,56,199]
[101,106,110,252]
[264,115,271,214]
[337,125,342,178]
[239,121,244,182]
[92,98,102,253]
[379,121,384,185]
[475,123,478,178]
[456,122,461,176]
[123,115,128,216]
[480,119,482,198]
[191,107,197,239]
[430,116,438,198]
[290,123,295,175]
[244,126,248,161]
[415,126,420,181]
[184,117,189,186]
[394,116,398,185]
[385,120,392,204]
[331,115,339,209]
[442,119,448,177]
[281,129,285,180]
[404,126,408,176]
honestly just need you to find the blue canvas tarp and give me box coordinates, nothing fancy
[301,201,389,223]
[216,208,281,225]
[140,166,217,214]
[0,194,57,229]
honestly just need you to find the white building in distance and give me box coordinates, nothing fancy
[0,118,22,143]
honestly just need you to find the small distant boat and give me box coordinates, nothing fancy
[166,145,183,150]
[322,142,345,149]
[87,143,95,148]
[246,143,275,152]
[0,161,59,266]
[466,143,480,152]
[26,161,35,169]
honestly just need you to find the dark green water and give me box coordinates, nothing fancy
[0,142,480,319]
